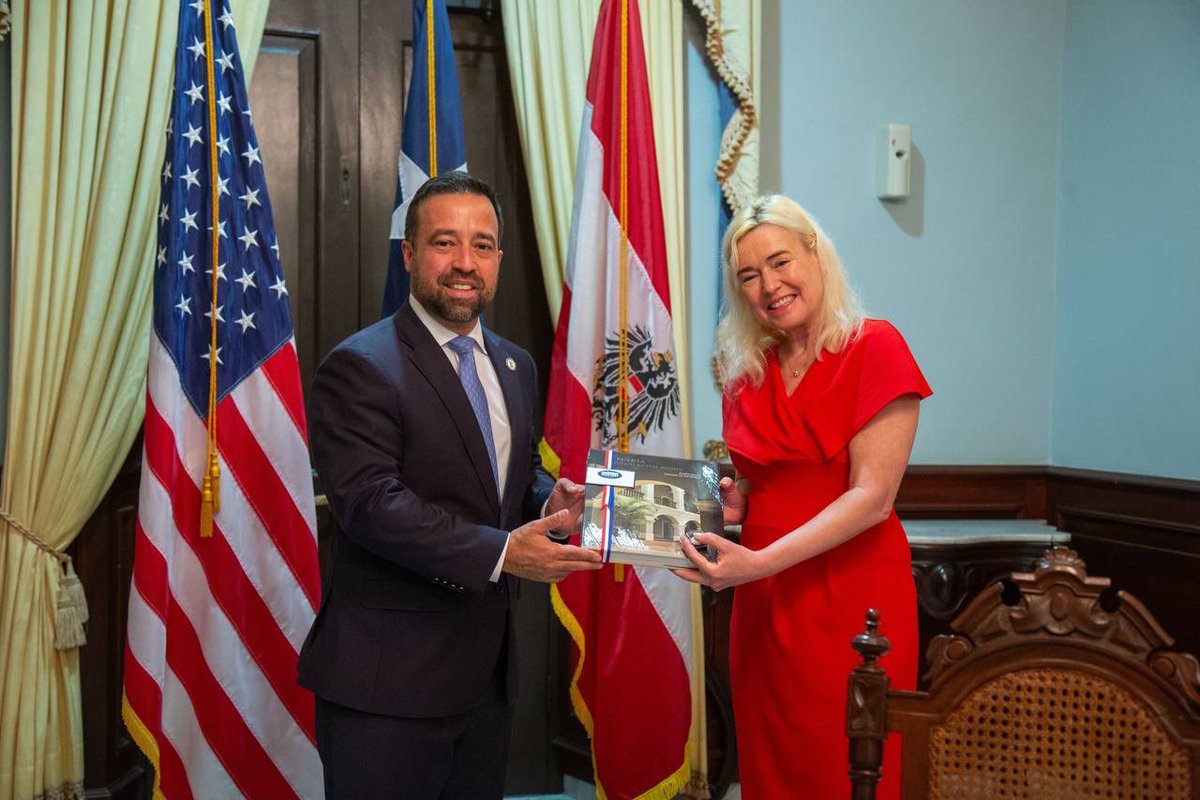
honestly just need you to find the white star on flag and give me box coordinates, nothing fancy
[183,123,203,147]
[182,166,200,190]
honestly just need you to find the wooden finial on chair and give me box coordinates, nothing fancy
[847,609,892,800]
[852,608,891,665]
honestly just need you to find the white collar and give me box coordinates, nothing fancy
[409,294,487,354]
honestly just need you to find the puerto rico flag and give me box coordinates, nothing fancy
[381,0,468,316]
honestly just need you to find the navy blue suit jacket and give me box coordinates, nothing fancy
[297,302,554,718]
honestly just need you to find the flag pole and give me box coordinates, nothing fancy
[426,0,438,177]
[612,0,633,583]
[200,0,222,536]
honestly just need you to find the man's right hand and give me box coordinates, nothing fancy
[503,509,603,583]
[721,476,749,526]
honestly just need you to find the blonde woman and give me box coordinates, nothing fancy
[676,195,930,799]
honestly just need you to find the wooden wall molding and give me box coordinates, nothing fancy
[896,465,1047,519]
[897,464,1200,664]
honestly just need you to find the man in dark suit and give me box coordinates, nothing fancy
[298,172,602,799]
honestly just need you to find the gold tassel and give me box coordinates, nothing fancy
[200,471,214,538]
[614,563,625,582]
[54,559,88,650]
[209,451,221,514]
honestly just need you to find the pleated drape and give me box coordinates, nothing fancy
[0,3,266,797]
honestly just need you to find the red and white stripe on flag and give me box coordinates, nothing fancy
[543,1,697,797]
[122,2,323,796]
[123,339,322,799]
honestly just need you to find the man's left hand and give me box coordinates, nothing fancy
[544,477,585,533]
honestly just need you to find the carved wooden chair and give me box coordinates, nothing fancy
[846,546,1200,799]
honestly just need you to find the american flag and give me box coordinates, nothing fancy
[380,0,467,316]
[122,2,323,797]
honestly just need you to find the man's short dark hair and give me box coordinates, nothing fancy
[403,171,504,243]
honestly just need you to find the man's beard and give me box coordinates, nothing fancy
[410,268,496,324]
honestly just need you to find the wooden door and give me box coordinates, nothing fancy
[249,0,361,393]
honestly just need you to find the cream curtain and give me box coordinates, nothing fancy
[501,0,691,454]
[500,0,594,323]
[1,2,267,798]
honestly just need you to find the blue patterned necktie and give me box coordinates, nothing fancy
[448,335,499,490]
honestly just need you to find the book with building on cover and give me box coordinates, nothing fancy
[581,448,723,569]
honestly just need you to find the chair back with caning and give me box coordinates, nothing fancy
[846,547,1200,800]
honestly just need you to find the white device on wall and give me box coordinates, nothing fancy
[877,123,911,200]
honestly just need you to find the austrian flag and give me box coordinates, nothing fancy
[542,0,702,798]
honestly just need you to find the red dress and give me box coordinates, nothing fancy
[722,319,931,799]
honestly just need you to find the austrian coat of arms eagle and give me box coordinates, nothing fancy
[591,325,680,446]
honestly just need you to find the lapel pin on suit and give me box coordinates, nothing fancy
[505,357,516,371]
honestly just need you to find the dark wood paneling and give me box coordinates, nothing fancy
[250,30,319,393]
[74,445,148,800]
[255,0,362,377]
[1047,466,1200,663]
[895,465,1047,520]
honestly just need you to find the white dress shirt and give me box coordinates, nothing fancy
[409,295,512,580]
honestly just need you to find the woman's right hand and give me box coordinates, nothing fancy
[720,476,748,526]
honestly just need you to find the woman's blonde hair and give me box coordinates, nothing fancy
[714,194,864,391]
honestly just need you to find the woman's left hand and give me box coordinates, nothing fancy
[671,532,770,591]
